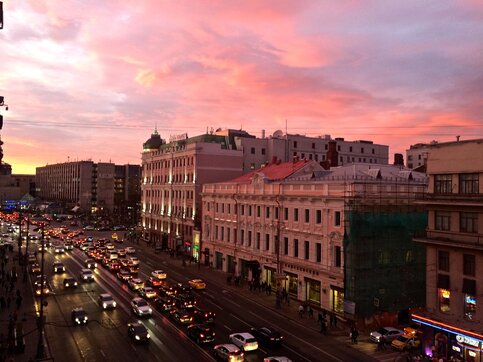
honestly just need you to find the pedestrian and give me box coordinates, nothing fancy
[298,304,305,318]
[286,292,290,305]
[332,314,337,328]
[248,280,253,292]
[267,284,272,296]
[320,319,327,335]
[318,312,323,325]
[351,326,359,344]
[307,305,313,318]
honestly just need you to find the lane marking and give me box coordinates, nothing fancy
[229,313,251,327]
[224,325,232,331]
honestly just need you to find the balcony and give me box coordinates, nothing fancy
[415,192,483,206]
[414,229,483,250]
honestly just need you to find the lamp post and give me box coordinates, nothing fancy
[36,222,47,359]
[232,191,238,276]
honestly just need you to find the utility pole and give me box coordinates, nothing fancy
[17,211,22,262]
[36,223,46,359]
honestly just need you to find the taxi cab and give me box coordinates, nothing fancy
[188,279,206,290]
[391,334,420,351]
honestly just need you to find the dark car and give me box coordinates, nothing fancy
[191,306,216,325]
[170,308,194,325]
[128,322,150,343]
[146,276,163,287]
[173,283,192,295]
[250,327,284,347]
[174,294,197,309]
[63,277,78,288]
[187,324,215,344]
[155,295,176,312]
[159,285,177,298]
[117,270,131,282]
[71,307,88,325]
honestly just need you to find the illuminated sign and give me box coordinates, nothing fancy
[169,133,188,142]
[456,334,481,348]
[452,346,461,352]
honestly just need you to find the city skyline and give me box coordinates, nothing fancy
[1,0,482,174]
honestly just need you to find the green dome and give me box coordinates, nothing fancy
[143,129,163,151]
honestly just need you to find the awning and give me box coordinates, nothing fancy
[437,274,450,289]
[462,278,476,295]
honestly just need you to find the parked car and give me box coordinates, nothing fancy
[370,327,404,343]
[404,322,423,337]
[391,334,421,351]
[229,332,259,352]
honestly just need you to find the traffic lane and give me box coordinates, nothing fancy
[136,250,368,362]
[64,248,214,362]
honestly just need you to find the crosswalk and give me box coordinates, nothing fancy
[332,335,411,362]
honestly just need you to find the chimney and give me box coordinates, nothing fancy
[456,135,460,142]
[262,129,266,139]
[393,153,404,166]
[326,141,338,167]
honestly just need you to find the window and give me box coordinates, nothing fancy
[241,205,244,215]
[294,239,299,258]
[435,211,451,231]
[227,227,230,242]
[284,208,288,221]
[438,251,449,272]
[460,212,478,233]
[294,208,299,222]
[316,243,321,263]
[275,207,279,219]
[459,173,478,194]
[240,229,245,246]
[312,142,315,149]
[463,254,476,276]
[251,147,255,154]
[361,147,364,154]
[248,205,252,216]
[316,210,322,224]
[335,246,341,267]
[257,206,261,218]
[334,211,341,226]
[261,148,266,155]
[256,233,260,249]
[284,237,289,255]
[293,141,298,148]
[349,146,352,152]
[265,207,270,218]
[304,209,310,223]
[434,174,452,194]
[221,227,224,240]
[248,231,252,247]
[265,234,270,251]
[304,241,309,260]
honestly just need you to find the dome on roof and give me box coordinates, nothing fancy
[143,129,163,151]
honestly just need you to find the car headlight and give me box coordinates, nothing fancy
[135,335,140,340]
[74,282,78,286]
[113,301,116,307]
[65,283,69,287]
[84,316,88,321]
[103,303,107,309]
[75,318,80,322]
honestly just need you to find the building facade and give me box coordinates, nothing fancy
[141,130,244,257]
[406,141,440,170]
[413,139,483,361]
[36,161,116,213]
[114,164,141,227]
[202,160,427,322]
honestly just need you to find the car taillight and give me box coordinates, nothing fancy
[200,334,204,338]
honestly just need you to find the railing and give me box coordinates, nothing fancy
[414,229,483,247]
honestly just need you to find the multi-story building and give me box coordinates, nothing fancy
[406,141,440,170]
[202,160,427,323]
[36,161,116,213]
[141,129,244,256]
[114,164,141,226]
[214,129,389,172]
[413,139,483,361]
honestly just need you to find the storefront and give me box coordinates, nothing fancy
[226,255,235,274]
[192,231,200,261]
[285,272,298,296]
[215,251,223,270]
[412,314,483,361]
[265,266,276,288]
[240,259,249,280]
[305,277,321,305]
[331,285,345,314]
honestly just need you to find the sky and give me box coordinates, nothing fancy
[0,0,482,174]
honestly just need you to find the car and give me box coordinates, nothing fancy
[30,263,41,274]
[64,242,73,251]
[128,322,150,343]
[80,268,94,282]
[53,261,65,273]
[98,293,117,309]
[63,277,78,288]
[127,256,140,266]
[151,270,167,280]
[131,297,152,317]
[250,327,283,347]
[188,279,206,290]
[146,276,163,287]
[139,287,157,299]
[105,243,115,250]
[84,225,95,230]
[370,327,404,343]
[191,306,216,325]
[108,261,121,272]
[174,294,197,309]
[404,322,423,337]
[34,280,50,296]
[128,278,144,291]
[173,283,192,295]
[128,265,139,275]
[71,307,88,325]
[54,244,65,253]
[28,254,37,264]
[264,357,292,362]
[155,295,176,312]
[85,258,97,269]
[159,284,177,297]
[229,332,259,352]
[117,248,126,257]
[117,270,131,282]
[187,324,215,344]
[111,233,118,240]
[391,334,421,351]
[125,247,135,254]
[170,308,194,325]
[213,344,244,362]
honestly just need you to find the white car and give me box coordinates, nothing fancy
[54,244,65,253]
[98,293,117,309]
[125,247,136,254]
[128,256,140,266]
[151,270,167,280]
[370,327,404,343]
[229,332,259,352]
[131,297,152,317]
[80,268,94,281]
[213,344,244,362]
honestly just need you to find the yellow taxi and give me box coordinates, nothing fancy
[391,334,420,351]
[188,279,206,290]
[111,233,118,240]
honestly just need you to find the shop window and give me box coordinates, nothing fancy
[460,212,478,233]
[464,294,476,320]
[332,288,344,314]
[435,211,451,231]
[439,288,451,313]
[438,251,450,272]
[306,278,321,304]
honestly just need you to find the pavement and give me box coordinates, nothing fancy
[139,241,416,362]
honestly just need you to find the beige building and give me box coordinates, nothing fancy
[413,139,483,361]
[202,160,427,319]
[36,161,115,212]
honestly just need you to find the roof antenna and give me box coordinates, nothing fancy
[456,135,460,142]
